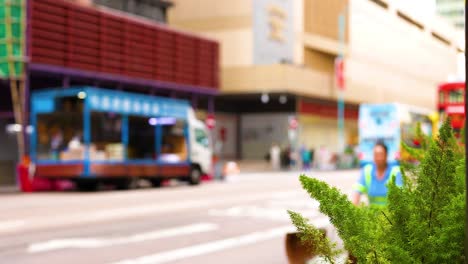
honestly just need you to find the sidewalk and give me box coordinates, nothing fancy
[233,160,309,173]
[231,160,359,173]
[235,160,275,173]
[0,185,18,194]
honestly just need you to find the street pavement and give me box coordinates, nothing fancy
[0,169,359,264]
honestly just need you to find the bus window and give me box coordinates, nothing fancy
[449,90,463,103]
[439,91,445,104]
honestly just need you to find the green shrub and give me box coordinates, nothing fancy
[289,120,466,263]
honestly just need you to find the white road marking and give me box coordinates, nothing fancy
[208,205,321,222]
[0,191,301,234]
[112,217,331,264]
[208,195,322,222]
[28,223,218,253]
[112,225,296,264]
[266,199,320,209]
[0,220,26,232]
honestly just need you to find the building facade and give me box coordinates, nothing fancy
[93,0,173,23]
[436,0,465,30]
[168,0,460,160]
[434,0,465,81]
[0,0,219,187]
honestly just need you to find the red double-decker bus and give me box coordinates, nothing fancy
[438,82,465,136]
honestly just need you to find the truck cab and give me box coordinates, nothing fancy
[188,109,212,179]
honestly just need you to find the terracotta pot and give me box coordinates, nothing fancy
[285,230,326,264]
[285,231,358,264]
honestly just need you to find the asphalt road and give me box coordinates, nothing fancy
[0,169,359,264]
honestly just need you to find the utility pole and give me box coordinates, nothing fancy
[337,8,346,154]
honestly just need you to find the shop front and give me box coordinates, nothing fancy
[296,98,359,169]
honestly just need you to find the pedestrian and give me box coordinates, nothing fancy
[317,145,330,170]
[352,142,403,207]
[309,148,315,168]
[281,146,291,170]
[301,145,311,170]
[50,127,64,160]
[270,143,280,170]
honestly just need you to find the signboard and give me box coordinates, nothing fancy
[446,105,465,114]
[31,87,190,119]
[335,57,345,90]
[253,0,294,64]
[289,116,298,130]
[88,91,188,119]
[206,114,216,130]
[219,127,227,142]
[358,104,400,164]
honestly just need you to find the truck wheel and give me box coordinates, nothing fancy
[219,172,226,181]
[76,179,98,192]
[115,178,137,190]
[150,178,162,188]
[188,167,201,185]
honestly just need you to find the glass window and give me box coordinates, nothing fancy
[449,89,463,103]
[94,0,169,23]
[91,112,123,161]
[439,91,445,104]
[195,128,209,148]
[128,116,155,160]
[159,119,187,162]
[35,97,84,161]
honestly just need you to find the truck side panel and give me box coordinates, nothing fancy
[358,104,401,166]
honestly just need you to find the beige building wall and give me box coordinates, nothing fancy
[169,0,459,110]
[304,0,349,42]
[168,0,252,26]
[205,30,253,67]
[298,115,358,151]
[169,0,253,67]
[293,0,305,65]
[222,64,333,99]
[302,0,348,77]
[345,0,459,109]
[304,48,336,74]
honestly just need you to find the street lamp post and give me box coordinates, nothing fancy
[337,9,346,154]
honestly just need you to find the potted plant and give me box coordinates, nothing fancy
[287,120,465,263]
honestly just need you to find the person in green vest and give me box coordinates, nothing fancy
[352,142,403,207]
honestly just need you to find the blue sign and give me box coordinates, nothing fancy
[31,87,190,119]
[31,96,54,113]
[359,103,401,165]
